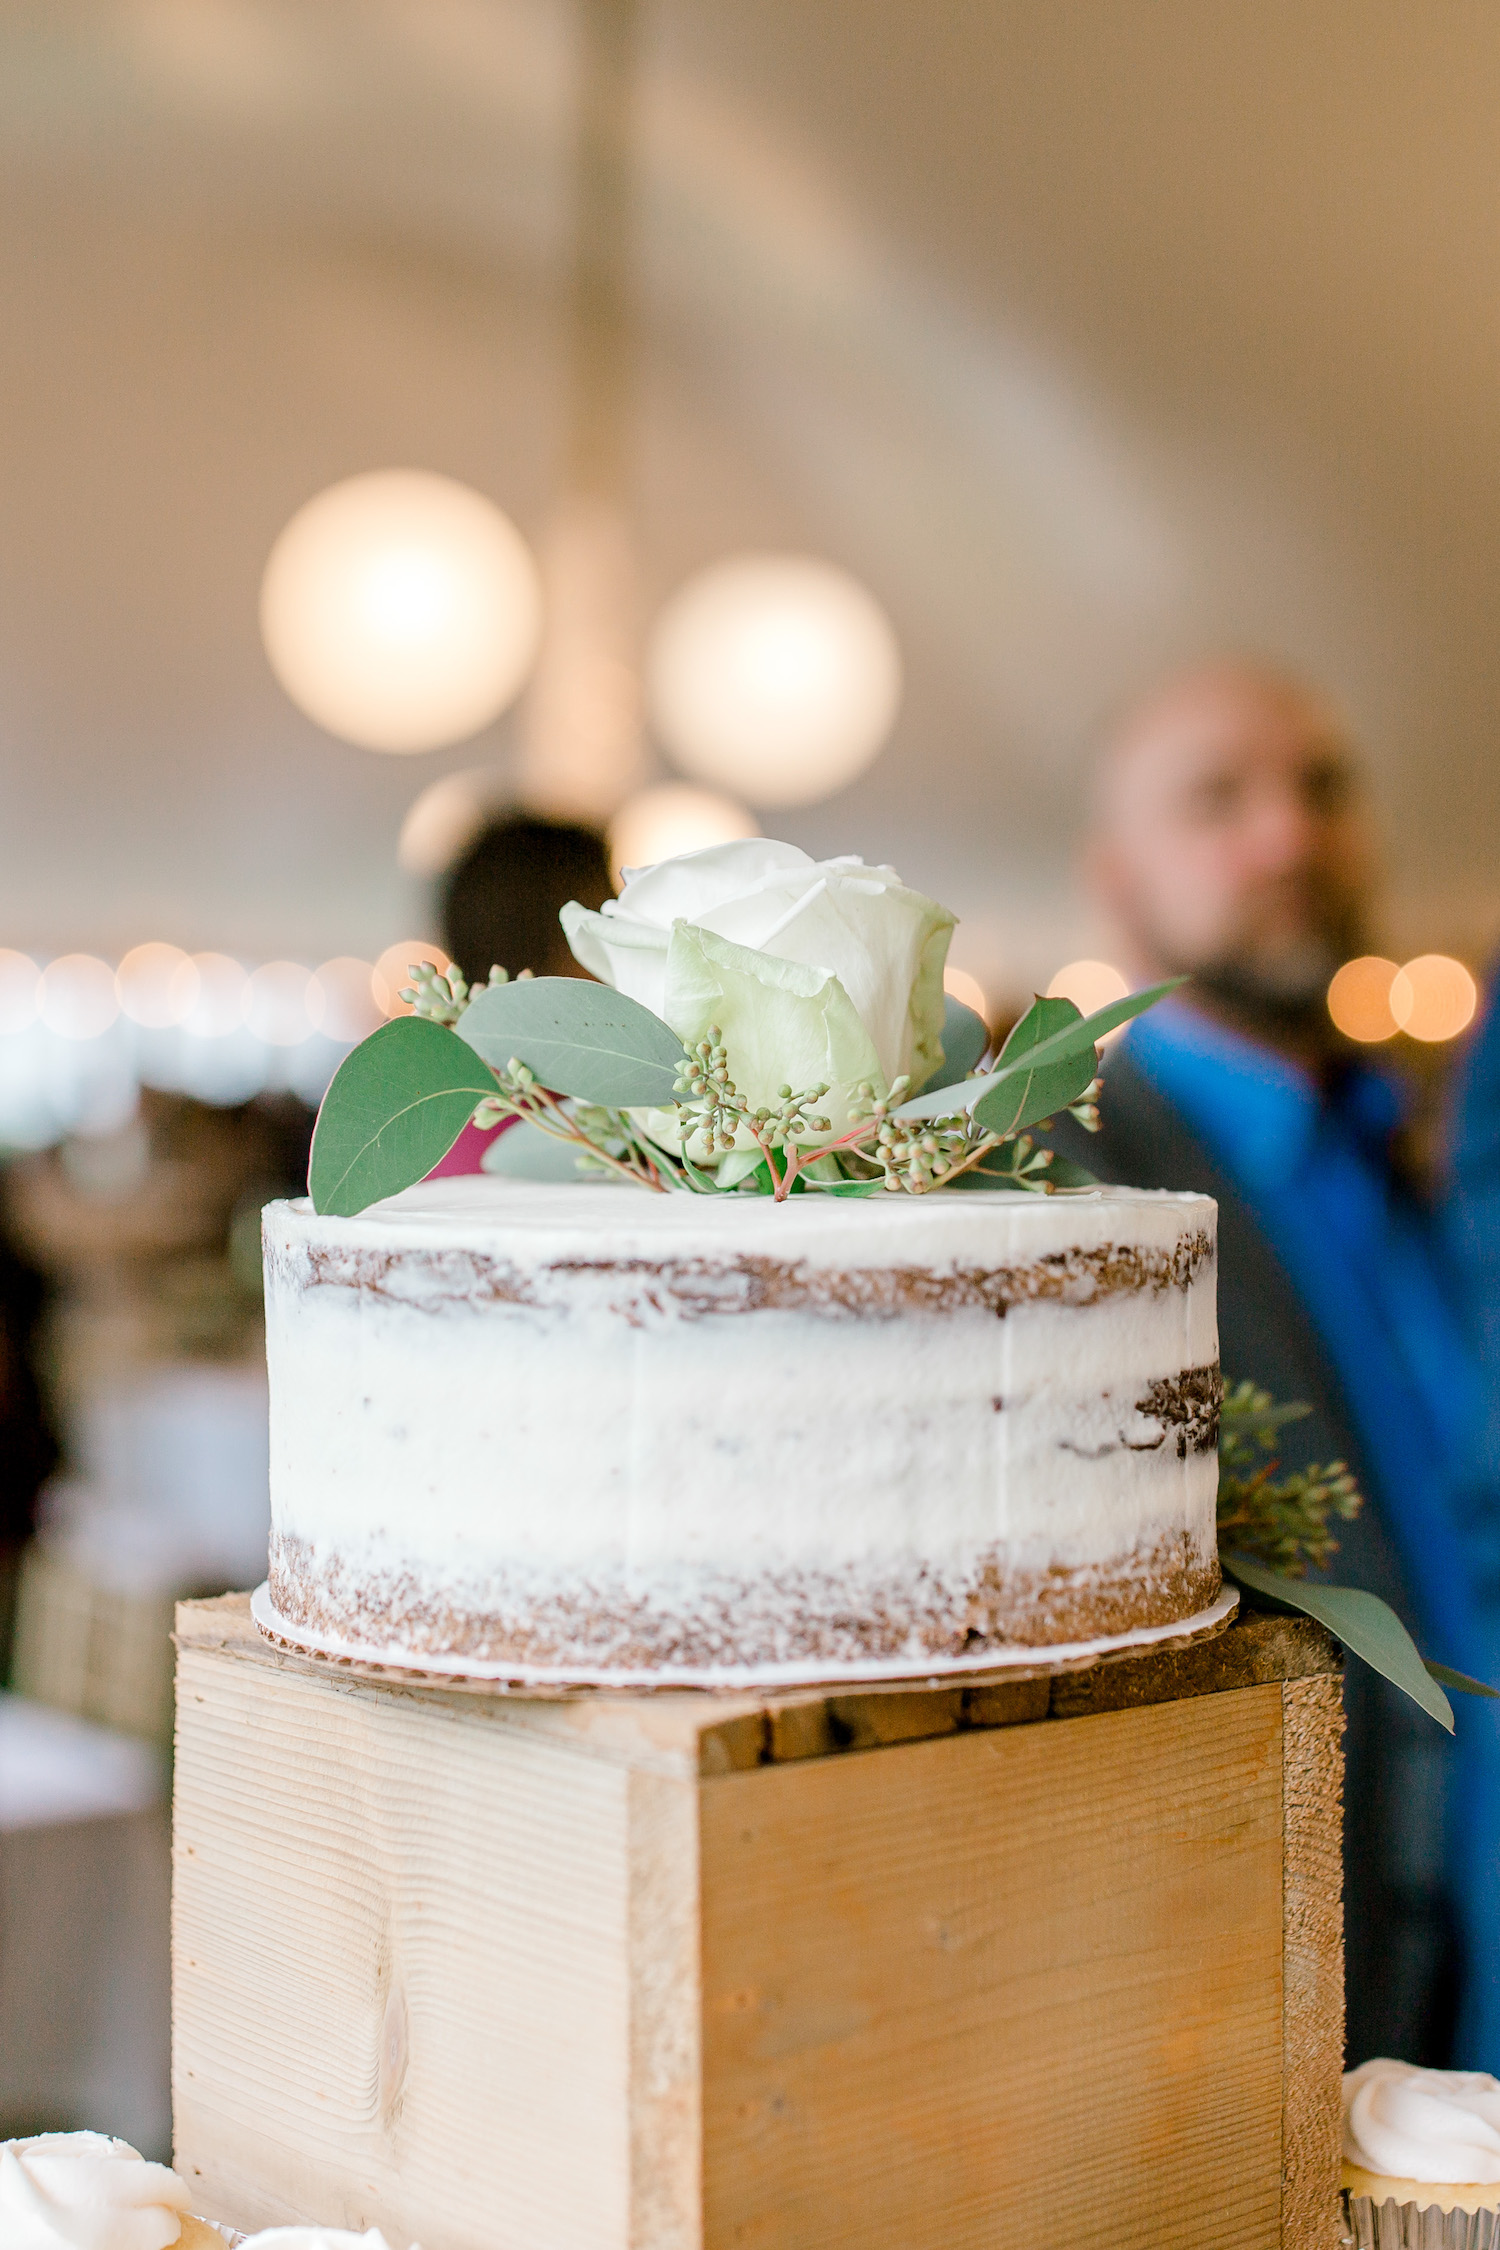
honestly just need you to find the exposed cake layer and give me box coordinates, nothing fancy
[263,1179,1220,1674]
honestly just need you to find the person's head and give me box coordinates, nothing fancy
[441,813,612,983]
[1086,663,1376,1030]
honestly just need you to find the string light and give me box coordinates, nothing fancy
[116,942,199,1029]
[182,955,249,1038]
[1390,955,1478,1043]
[372,940,451,1018]
[0,950,39,1033]
[37,955,119,1039]
[242,961,316,1047]
[1327,957,1402,1043]
[309,958,383,1044]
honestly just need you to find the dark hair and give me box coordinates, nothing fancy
[440,814,613,983]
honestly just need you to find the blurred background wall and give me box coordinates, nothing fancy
[0,0,1494,1005]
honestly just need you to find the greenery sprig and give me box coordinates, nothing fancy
[1216,1382,1499,1731]
[308,957,1184,1218]
[1215,1381,1362,1577]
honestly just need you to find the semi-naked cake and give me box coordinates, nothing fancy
[260,1175,1222,1683]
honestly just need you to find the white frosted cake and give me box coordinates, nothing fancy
[261,1176,1221,1682]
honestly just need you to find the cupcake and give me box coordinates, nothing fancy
[1344,2059,1500,2246]
[0,2131,233,2249]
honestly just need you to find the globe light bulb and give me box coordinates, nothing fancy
[607,783,758,880]
[646,554,901,807]
[260,471,543,754]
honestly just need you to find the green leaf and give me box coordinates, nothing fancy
[919,996,990,1094]
[480,1120,596,1183]
[458,977,685,1106]
[1038,1152,1100,1189]
[894,976,1186,1125]
[804,1176,886,1196]
[1425,1660,1500,1699]
[973,1048,1098,1140]
[309,1017,497,1218]
[1223,1552,1454,1731]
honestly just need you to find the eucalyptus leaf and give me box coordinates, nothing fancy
[919,996,991,1094]
[308,1017,497,1218]
[1223,1551,1454,1731]
[458,976,685,1106]
[973,1048,1098,1140]
[894,975,1186,1124]
[804,1175,886,1196]
[1038,1152,1100,1189]
[1425,1660,1500,1699]
[1002,993,1084,1055]
[480,1120,597,1183]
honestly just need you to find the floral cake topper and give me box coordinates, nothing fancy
[307,839,1179,1218]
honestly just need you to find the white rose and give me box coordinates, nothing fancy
[560,840,954,1156]
[0,2133,192,2250]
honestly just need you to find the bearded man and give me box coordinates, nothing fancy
[1049,663,1488,2067]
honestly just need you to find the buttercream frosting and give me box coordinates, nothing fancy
[238,2233,406,2248]
[0,2135,192,2250]
[1344,2058,1500,2184]
[262,1178,1221,1677]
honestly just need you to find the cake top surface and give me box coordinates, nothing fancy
[267,1175,1214,1270]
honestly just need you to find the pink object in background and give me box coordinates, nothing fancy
[423,1115,511,1179]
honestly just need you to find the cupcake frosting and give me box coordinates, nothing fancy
[238,2234,406,2248]
[0,2134,193,2250]
[1344,2059,1500,2184]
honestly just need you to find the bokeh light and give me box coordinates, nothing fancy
[243,961,315,1046]
[260,471,542,754]
[309,957,383,1044]
[0,950,39,1033]
[1047,960,1130,1013]
[1047,959,1131,1045]
[943,966,990,1019]
[182,954,249,1037]
[1327,956,1402,1042]
[1390,954,1478,1043]
[38,954,119,1039]
[607,783,758,879]
[372,940,451,1018]
[646,554,901,807]
[397,768,512,878]
[116,941,199,1028]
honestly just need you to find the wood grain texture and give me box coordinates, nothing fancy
[174,1599,1345,2248]
[699,1687,1287,2250]
[174,1628,635,2250]
[1280,1675,1346,2250]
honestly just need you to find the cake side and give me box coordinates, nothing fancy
[263,1179,1221,1673]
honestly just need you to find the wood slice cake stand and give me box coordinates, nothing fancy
[172,1591,1346,2250]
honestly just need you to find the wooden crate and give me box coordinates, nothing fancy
[172,1595,1344,2250]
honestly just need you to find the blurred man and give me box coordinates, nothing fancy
[1051,662,1488,2065]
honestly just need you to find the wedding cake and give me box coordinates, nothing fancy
[261,1177,1219,1679]
[252,840,1222,1685]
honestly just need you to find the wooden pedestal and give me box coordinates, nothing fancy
[172,1594,1345,2250]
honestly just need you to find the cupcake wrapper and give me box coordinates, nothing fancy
[1344,2193,1500,2249]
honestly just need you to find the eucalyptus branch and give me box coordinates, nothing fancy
[473,1062,673,1193]
[403,960,522,1027]
[1216,1380,1362,1577]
